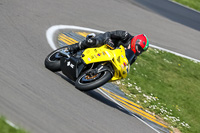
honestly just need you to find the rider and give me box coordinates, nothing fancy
[66,30,149,65]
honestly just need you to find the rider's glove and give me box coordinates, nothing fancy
[65,43,79,52]
[80,37,97,49]
[105,38,114,50]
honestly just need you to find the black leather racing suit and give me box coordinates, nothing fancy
[67,30,137,64]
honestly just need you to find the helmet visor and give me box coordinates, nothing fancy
[136,44,144,54]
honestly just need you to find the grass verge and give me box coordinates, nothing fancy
[173,0,200,12]
[114,48,200,133]
[0,116,28,133]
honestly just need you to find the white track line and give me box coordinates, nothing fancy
[150,45,200,63]
[5,120,19,129]
[169,0,200,14]
[46,25,104,50]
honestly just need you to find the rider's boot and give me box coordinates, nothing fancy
[66,37,97,53]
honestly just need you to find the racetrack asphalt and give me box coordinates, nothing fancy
[0,0,199,133]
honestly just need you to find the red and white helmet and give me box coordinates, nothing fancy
[131,34,149,55]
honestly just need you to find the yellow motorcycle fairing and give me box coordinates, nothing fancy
[81,45,130,81]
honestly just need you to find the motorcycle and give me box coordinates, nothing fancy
[44,44,134,91]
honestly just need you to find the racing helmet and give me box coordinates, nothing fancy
[130,34,149,55]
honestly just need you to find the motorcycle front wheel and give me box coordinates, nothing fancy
[75,69,112,91]
[44,46,68,72]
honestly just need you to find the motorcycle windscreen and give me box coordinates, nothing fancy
[125,49,136,65]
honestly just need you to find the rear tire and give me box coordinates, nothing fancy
[44,46,68,72]
[75,70,112,91]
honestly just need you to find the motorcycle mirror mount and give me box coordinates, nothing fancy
[59,49,71,58]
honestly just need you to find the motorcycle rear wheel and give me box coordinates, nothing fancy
[44,46,68,72]
[75,69,112,91]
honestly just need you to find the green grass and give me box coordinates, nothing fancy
[116,48,200,133]
[0,116,28,133]
[174,0,200,11]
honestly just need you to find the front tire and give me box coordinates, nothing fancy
[44,46,68,72]
[75,70,112,91]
